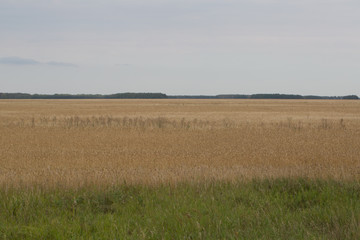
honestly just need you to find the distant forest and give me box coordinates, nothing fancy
[0,92,358,100]
[0,92,167,99]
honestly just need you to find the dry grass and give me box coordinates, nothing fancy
[0,99,359,188]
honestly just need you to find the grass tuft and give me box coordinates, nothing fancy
[0,179,359,239]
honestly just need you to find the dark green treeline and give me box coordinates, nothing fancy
[0,92,358,100]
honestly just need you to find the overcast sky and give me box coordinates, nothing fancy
[1,0,360,95]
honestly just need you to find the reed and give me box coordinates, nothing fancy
[0,99,359,189]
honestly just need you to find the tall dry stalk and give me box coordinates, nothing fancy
[0,99,359,188]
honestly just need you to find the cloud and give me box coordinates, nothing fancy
[114,63,132,67]
[0,57,40,65]
[46,61,77,67]
[0,57,77,67]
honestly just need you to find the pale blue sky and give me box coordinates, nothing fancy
[1,0,359,95]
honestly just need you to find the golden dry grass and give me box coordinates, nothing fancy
[0,99,359,188]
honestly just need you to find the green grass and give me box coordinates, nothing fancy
[0,179,359,239]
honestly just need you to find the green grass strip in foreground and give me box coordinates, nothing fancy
[0,178,359,239]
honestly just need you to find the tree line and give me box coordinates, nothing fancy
[0,92,358,100]
[169,94,359,100]
[0,92,167,99]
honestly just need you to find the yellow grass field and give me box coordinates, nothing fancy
[0,99,359,188]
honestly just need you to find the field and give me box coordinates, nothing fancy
[1,99,359,187]
[0,99,360,239]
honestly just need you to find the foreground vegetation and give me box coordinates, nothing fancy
[1,100,359,238]
[1,179,359,239]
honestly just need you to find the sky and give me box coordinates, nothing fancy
[1,0,360,95]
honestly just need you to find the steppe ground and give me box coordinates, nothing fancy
[0,99,359,187]
[1,99,360,239]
